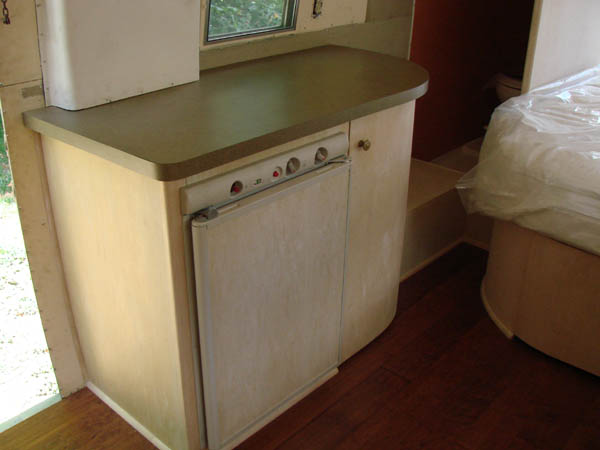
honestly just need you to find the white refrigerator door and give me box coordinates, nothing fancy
[191,164,349,449]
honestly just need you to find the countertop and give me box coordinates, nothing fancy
[23,46,428,181]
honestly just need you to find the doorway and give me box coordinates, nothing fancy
[0,105,59,432]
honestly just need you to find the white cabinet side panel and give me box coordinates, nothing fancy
[37,0,200,110]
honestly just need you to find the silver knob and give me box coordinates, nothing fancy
[358,139,372,151]
[286,157,300,175]
[315,147,328,162]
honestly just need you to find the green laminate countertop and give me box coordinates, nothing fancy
[23,46,428,181]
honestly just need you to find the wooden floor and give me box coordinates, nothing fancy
[237,244,600,450]
[0,388,154,449]
[1,244,599,449]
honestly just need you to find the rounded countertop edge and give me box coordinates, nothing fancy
[24,86,428,182]
[159,86,429,181]
[23,47,429,182]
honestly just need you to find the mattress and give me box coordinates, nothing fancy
[457,67,600,256]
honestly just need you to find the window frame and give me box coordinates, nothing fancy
[205,0,299,44]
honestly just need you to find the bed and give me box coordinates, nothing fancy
[458,68,600,376]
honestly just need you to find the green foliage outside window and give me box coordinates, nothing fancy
[0,113,13,199]
[208,0,291,39]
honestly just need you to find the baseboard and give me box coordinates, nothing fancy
[86,382,171,450]
[480,279,514,339]
[462,236,490,251]
[0,393,61,433]
[399,239,462,283]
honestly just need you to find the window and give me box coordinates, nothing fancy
[206,0,298,43]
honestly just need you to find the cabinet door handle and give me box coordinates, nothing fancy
[358,139,372,151]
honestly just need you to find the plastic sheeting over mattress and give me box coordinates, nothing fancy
[457,68,600,256]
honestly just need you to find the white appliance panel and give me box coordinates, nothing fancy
[191,163,349,449]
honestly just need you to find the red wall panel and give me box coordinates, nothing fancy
[410,0,533,160]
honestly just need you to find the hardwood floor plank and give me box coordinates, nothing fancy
[276,368,407,450]
[564,395,600,450]
[3,244,598,450]
[465,349,600,450]
[513,365,599,450]
[355,319,519,448]
[235,345,389,450]
[383,261,487,381]
[238,247,488,450]
[371,248,487,358]
[239,244,600,450]
[0,389,155,450]
[396,244,486,313]
[333,405,468,450]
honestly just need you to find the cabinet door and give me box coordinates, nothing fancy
[342,102,415,361]
[192,165,349,449]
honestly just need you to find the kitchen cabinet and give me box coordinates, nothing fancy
[38,114,413,448]
[24,46,427,450]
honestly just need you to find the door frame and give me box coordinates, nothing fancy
[0,0,85,396]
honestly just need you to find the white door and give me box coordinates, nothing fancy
[342,103,414,361]
[191,163,349,449]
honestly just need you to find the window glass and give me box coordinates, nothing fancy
[207,0,297,42]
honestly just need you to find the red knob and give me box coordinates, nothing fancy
[230,181,243,195]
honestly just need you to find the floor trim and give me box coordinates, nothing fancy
[399,239,462,283]
[0,393,61,433]
[462,236,490,251]
[86,382,171,450]
[480,279,514,339]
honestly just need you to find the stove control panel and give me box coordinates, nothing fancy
[181,132,348,215]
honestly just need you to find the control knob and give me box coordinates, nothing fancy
[230,181,243,195]
[286,157,301,175]
[315,147,328,163]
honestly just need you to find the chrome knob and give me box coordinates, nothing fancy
[315,147,328,163]
[286,157,300,175]
[358,139,372,151]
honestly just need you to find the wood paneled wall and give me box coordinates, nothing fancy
[410,0,533,161]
